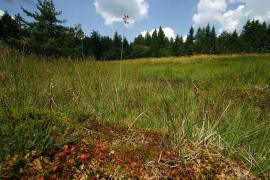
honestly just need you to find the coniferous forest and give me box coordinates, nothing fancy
[1,0,270,60]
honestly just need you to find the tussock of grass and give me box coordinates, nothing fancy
[0,44,270,177]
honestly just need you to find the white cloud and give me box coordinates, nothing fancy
[141,27,176,39]
[218,5,249,33]
[94,0,149,26]
[0,10,4,18]
[254,10,270,23]
[183,35,187,42]
[193,0,270,33]
[0,10,15,20]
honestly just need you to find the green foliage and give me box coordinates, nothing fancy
[172,35,184,56]
[131,44,150,58]
[20,0,79,56]
[240,20,269,52]
[185,26,195,55]
[217,30,239,53]
[194,25,217,54]
[132,27,171,58]
[0,11,21,41]
[0,108,77,159]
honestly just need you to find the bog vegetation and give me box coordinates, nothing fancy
[0,45,270,178]
[0,0,270,178]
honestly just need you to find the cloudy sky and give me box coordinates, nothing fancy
[1,0,270,40]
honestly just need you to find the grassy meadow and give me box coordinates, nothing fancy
[0,44,270,177]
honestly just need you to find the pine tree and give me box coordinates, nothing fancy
[21,0,77,56]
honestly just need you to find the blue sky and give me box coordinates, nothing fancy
[1,0,270,41]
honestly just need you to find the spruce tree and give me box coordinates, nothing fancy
[185,26,194,55]
[205,24,211,53]
[144,31,152,46]
[0,11,20,40]
[133,34,145,45]
[87,34,114,60]
[194,27,203,54]
[151,29,158,57]
[157,26,166,47]
[122,38,131,59]
[210,26,217,54]
[231,30,239,53]
[172,35,184,56]
[105,32,122,60]
[266,25,270,52]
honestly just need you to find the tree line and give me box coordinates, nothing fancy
[1,0,270,60]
